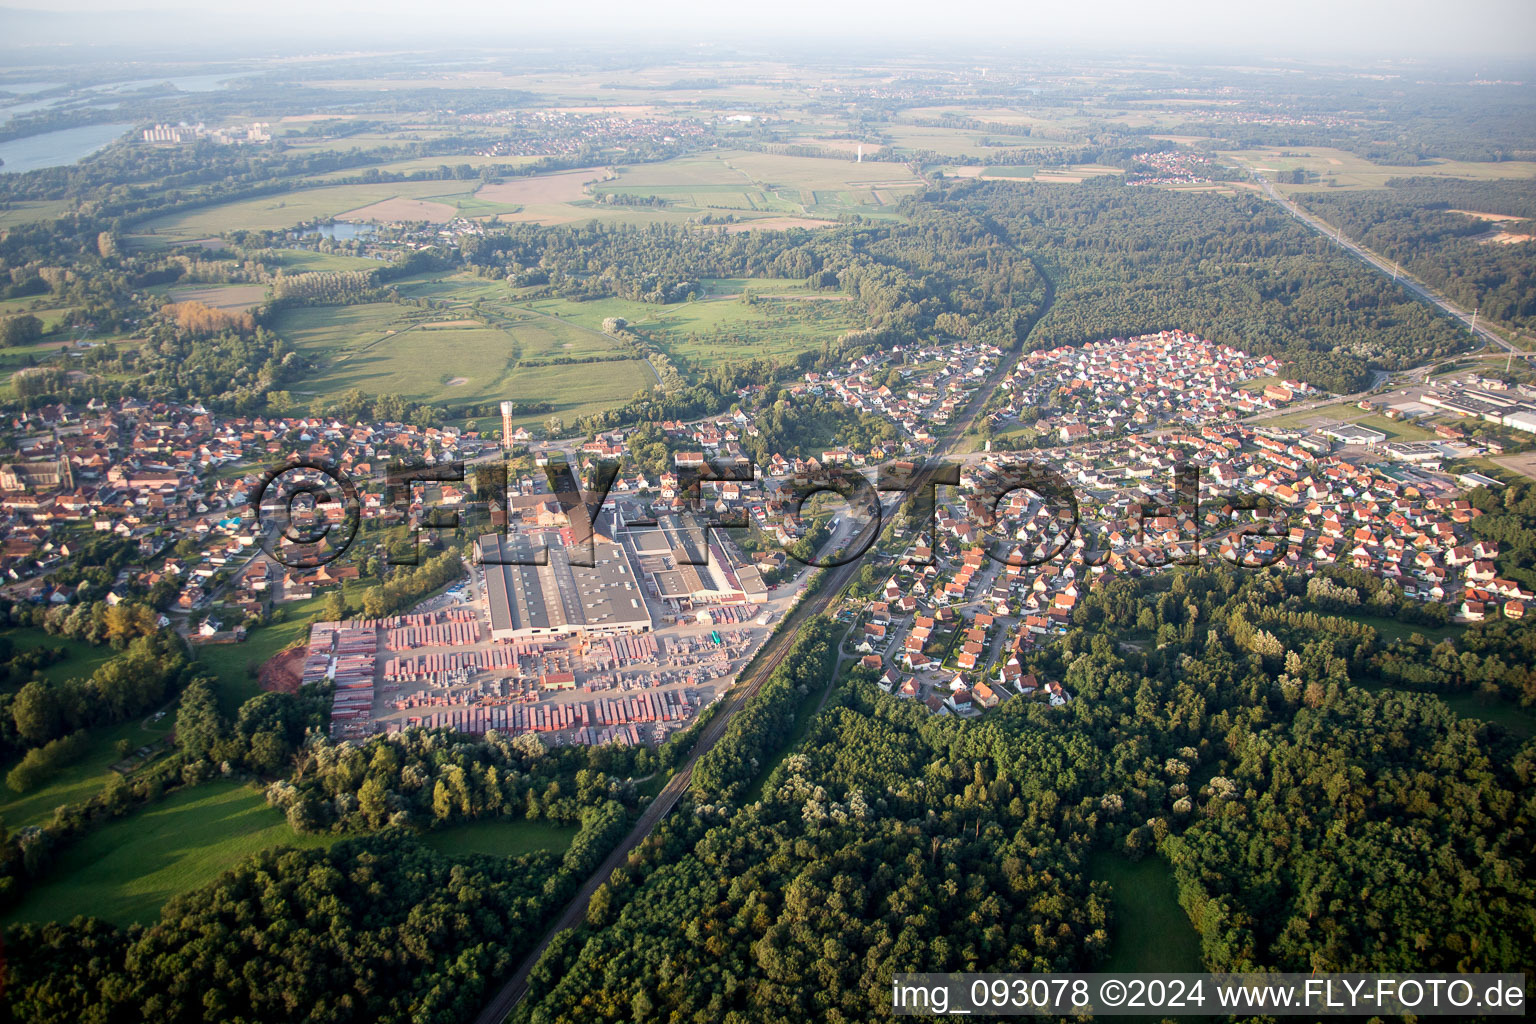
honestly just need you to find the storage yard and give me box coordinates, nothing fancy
[311,520,801,746]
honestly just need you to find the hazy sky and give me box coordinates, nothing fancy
[3,0,1535,59]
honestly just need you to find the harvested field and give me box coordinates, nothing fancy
[339,197,458,223]
[166,284,268,311]
[475,167,609,205]
[723,217,837,232]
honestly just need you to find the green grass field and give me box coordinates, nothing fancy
[595,152,921,220]
[0,716,175,830]
[417,819,578,859]
[271,269,847,424]
[191,593,329,713]
[262,248,385,272]
[3,780,338,927]
[1367,682,1536,739]
[883,124,1032,158]
[0,627,120,689]
[273,297,647,425]
[0,296,77,330]
[1436,689,1536,738]
[0,198,74,229]
[520,278,865,371]
[1090,850,1205,973]
[1347,614,1464,645]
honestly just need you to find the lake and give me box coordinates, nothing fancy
[0,122,130,174]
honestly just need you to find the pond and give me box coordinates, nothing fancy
[300,222,377,241]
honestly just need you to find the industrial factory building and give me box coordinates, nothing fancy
[478,530,653,641]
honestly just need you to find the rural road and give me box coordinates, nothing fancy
[470,289,1035,1024]
[1252,171,1531,359]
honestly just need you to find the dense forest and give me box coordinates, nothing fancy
[515,560,1535,1022]
[3,834,578,1024]
[1302,178,1536,331]
[914,179,1473,392]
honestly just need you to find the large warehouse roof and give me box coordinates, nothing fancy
[478,532,652,639]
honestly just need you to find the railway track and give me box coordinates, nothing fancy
[470,530,869,1024]
[474,272,1048,1024]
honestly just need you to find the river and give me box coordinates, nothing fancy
[0,123,131,174]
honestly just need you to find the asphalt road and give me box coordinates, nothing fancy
[1252,172,1531,359]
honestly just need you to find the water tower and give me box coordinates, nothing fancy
[500,401,517,449]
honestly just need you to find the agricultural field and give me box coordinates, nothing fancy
[166,283,269,310]
[3,780,337,927]
[1223,146,1536,192]
[596,152,922,222]
[942,163,1123,184]
[306,152,544,183]
[127,180,520,243]
[881,124,1045,159]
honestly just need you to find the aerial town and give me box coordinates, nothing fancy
[3,332,1530,742]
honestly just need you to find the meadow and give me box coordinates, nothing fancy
[1089,850,1205,973]
[0,198,74,230]
[271,269,856,424]
[587,151,921,222]
[0,715,174,830]
[191,593,330,712]
[0,626,121,689]
[417,819,578,859]
[518,276,867,369]
[272,296,648,427]
[0,296,76,332]
[261,247,385,272]
[881,124,1052,159]
[3,780,337,927]
[128,180,522,242]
